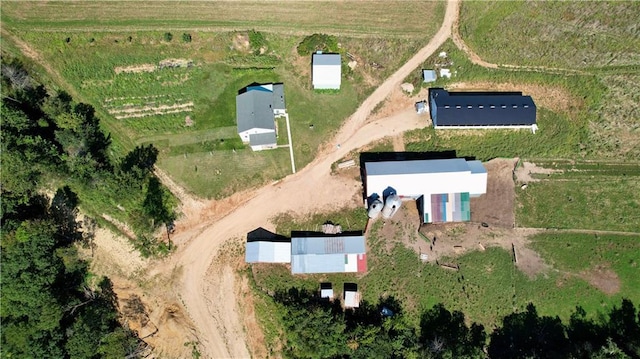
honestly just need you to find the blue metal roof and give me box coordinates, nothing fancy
[423,70,437,83]
[429,88,536,126]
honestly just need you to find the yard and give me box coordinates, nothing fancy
[515,160,640,232]
[2,1,445,198]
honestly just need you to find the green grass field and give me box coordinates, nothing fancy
[516,160,640,232]
[458,1,640,69]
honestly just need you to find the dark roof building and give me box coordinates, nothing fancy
[429,88,537,131]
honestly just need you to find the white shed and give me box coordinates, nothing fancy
[312,52,341,90]
[245,241,291,263]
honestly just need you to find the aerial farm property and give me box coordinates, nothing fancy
[3,0,639,358]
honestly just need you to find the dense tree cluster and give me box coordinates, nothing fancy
[1,56,176,256]
[0,189,144,357]
[275,288,640,359]
[1,56,155,357]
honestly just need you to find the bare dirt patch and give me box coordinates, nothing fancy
[579,265,621,295]
[471,158,518,228]
[114,64,156,74]
[370,87,429,121]
[514,160,563,183]
[232,33,250,52]
[448,81,581,115]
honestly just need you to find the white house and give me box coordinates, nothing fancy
[363,158,487,223]
[312,52,341,90]
[236,83,286,151]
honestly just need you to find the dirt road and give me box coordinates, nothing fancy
[167,1,460,357]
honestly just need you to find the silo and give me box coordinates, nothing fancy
[382,194,401,219]
[367,198,383,219]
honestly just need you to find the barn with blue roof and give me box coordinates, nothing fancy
[429,88,537,132]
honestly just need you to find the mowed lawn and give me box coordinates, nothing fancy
[458,1,640,68]
[1,1,444,37]
[516,161,640,232]
[250,208,640,334]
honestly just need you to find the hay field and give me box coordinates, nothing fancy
[1,1,444,38]
[459,1,640,68]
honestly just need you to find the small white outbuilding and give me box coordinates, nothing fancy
[312,52,341,90]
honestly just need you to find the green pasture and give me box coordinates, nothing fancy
[516,161,640,232]
[459,1,640,69]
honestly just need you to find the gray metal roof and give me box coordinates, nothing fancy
[291,235,366,274]
[313,53,341,66]
[429,88,536,126]
[291,235,365,255]
[272,84,285,110]
[249,132,277,146]
[422,70,437,83]
[365,158,472,176]
[236,90,276,133]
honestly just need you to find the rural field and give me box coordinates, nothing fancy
[4,0,640,357]
[1,1,445,199]
[458,1,640,69]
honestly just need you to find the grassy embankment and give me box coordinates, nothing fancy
[1,1,445,199]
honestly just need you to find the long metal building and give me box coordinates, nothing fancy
[290,233,367,274]
[363,158,487,223]
[429,88,537,130]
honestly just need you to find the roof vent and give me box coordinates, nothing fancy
[490,105,495,109]
[467,105,472,109]
[445,105,450,109]
[479,105,484,109]
[512,105,518,108]
[524,105,529,108]
[456,105,461,109]
[501,105,506,109]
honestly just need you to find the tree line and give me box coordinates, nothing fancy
[1,56,176,257]
[275,288,640,359]
[1,55,177,357]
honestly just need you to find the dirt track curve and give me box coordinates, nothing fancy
[165,1,460,357]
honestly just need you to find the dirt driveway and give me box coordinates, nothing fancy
[155,1,463,358]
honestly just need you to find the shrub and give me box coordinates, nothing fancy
[182,33,192,43]
[163,32,173,42]
[248,30,267,53]
[297,34,338,56]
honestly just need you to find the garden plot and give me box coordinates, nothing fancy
[104,97,194,120]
